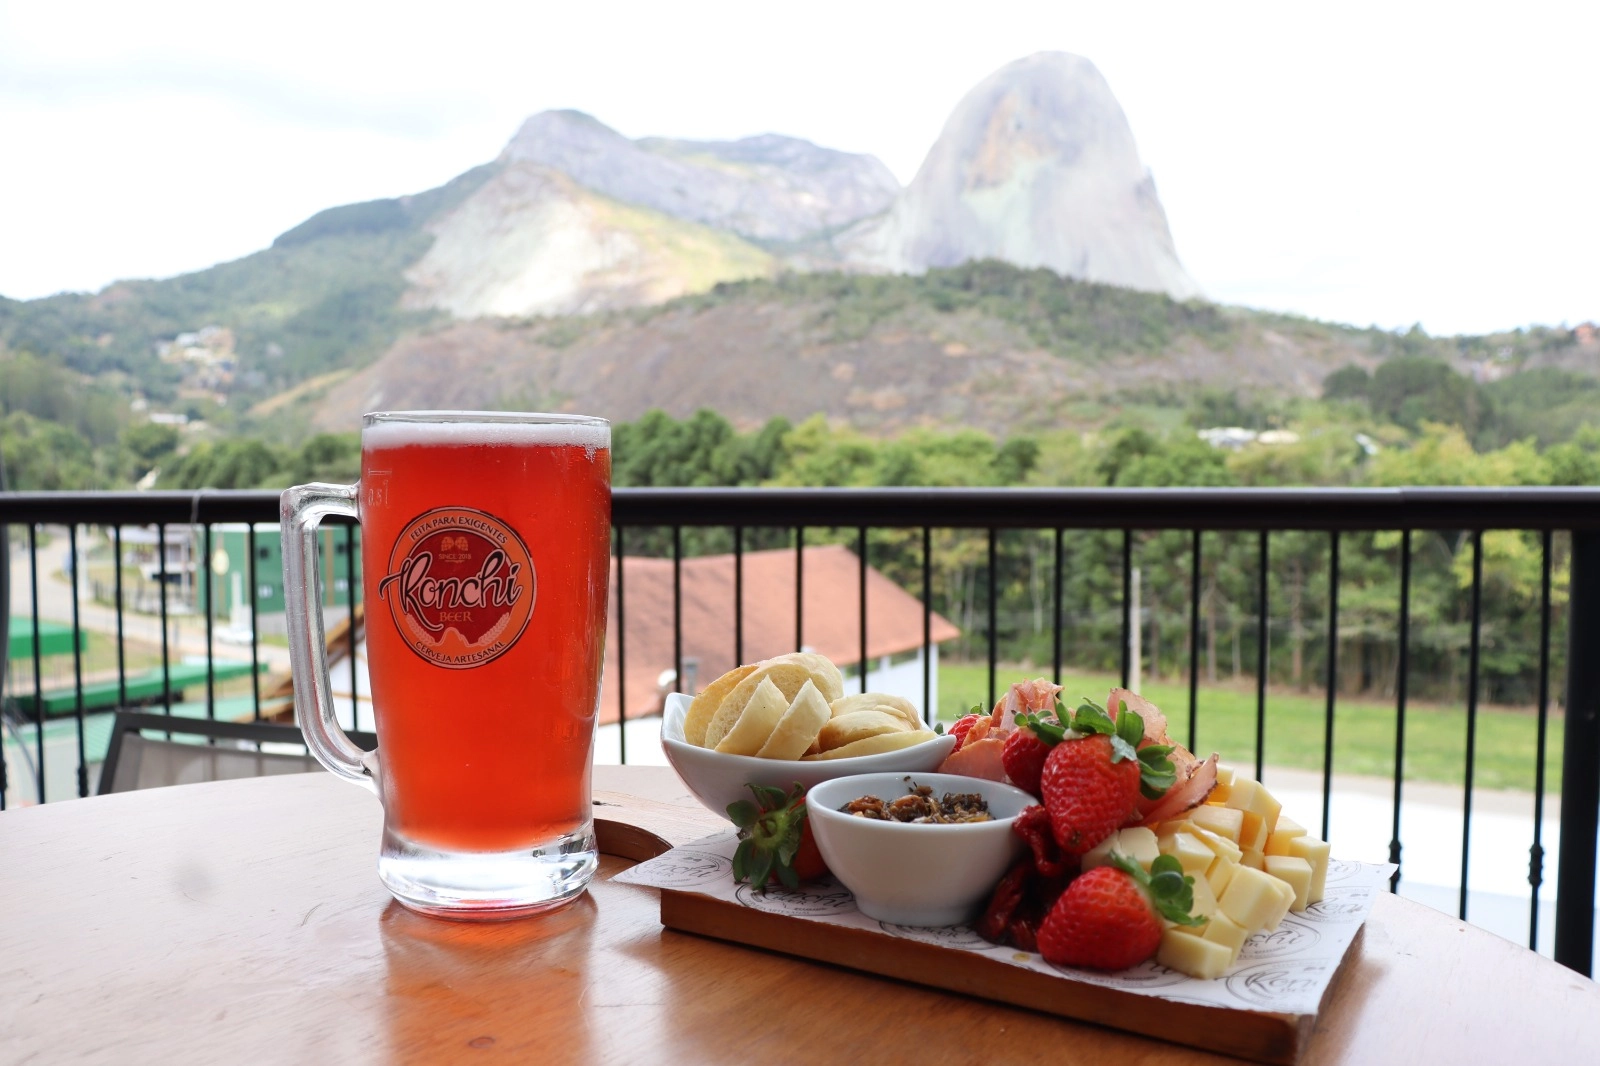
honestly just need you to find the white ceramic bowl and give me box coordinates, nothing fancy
[805,772,1033,927]
[659,693,957,821]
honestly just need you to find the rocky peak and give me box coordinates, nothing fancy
[501,110,899,243]
[840,52,1200,300]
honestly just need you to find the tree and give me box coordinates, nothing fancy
[1368,358,1491,438]
[0,411,101,489]
[286,433,360,484]
[160,439,283,489]
[1322,364,1371,401]
[119,422,182,480]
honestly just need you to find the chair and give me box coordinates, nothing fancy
[97,711,377,795]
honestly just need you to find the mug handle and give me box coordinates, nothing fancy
[281,482,377,792]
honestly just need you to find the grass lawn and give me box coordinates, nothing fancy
[937,662,1562,794]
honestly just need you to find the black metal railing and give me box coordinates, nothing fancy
[2,486,1597,974]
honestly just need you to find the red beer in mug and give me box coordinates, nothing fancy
[282,411,611,919]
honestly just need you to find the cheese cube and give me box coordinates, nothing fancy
[1265,855,1314,911]
[1201,912,1250,955]
[1261,874,1294,931]
[1081,834,1114,870]
[1115,827,1161,869]
[1157,831,1216,877]
[1239,810,1270,852]
[1189,805,1244,843]
[1241,849,1266,871]
[1206,856,1237,897]
[1082,826,1162,872]
[1219,865,1285,932]
[1264,816,1308,856]
[1188,867,1220,920]
[1158,926,1234,980]
[1288,836,1332,903]
[1190,827,1243,866]
[1223,777,1284,835]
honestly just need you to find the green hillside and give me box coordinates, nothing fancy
[0,163,498,401]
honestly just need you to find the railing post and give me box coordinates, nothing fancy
[1556,529,1600,974]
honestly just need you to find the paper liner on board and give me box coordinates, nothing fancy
[614,830,1394,1016]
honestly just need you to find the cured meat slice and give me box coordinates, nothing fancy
[938,736,1008,782]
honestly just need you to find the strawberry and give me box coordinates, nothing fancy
[1000,711,1066,795]
[1036,853,1204,970]
[789,818,827,882]
[1038,699,1177,856]
[728,782,828,890]
[1011,804,1071,879]
[976,855,1072,951]
[1039,735,1140,855]
[946,708,984,752]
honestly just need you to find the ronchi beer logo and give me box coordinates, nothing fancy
[378,507,536,669]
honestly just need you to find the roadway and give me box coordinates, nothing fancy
[8,528,292,675]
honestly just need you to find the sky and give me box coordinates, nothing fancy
[1,1,1596,336]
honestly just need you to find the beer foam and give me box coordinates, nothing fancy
[364,414,609,457]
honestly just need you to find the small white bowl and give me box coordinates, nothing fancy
[805,772,1033,927]
[659,693,957,821]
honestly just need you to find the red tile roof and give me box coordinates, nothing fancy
[599,544,959,725]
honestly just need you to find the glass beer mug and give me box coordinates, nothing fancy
[281,411,611,919]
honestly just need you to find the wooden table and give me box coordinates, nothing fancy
[3,766,1597,1064]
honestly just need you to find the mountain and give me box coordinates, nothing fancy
[837,53,1199,299]
[401,111,903,318]
[502,110,901,242]
[306,264,1377,435]
[0,52,1206,404]
[405,55,1198,318]
[13,50,1590,449]
[401,162,778,319]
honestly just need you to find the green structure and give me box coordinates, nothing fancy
[197,525,362,621]
[6,617,89,661]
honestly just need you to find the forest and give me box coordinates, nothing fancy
[3,329,1597,712]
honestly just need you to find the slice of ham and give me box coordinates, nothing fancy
[1135,753,1220,826]
[938,677,1061,783]
[1108,687,1220,825]
[997,678,1062,721]
[938,735,1009,782]
[1111,687,1201,774]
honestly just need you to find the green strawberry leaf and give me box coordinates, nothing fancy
[1147,854,1206,927]
[1137,744,1178,799]
[730,782,809,894]
[1014,711,1067,746]
[1071,698,1116,736]
[726,799,760,828]
[934,721,945,735]
[1108,852,1206,928]
[1114,708,1145,749]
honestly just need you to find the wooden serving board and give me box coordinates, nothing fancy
[659,886,1358,1065]
[596,779,1351,1064]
